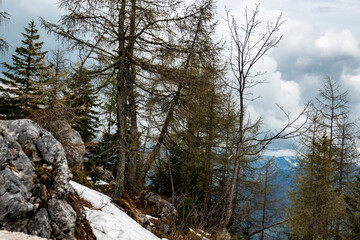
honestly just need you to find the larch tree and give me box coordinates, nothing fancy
[140,0,229,230]
[254,159,285,240]
[0,20,49,119]
[315,77,349,162]
[41,0,216,198]
[289,125,342,239]
[135,0,221,191]
[315,77,358,238]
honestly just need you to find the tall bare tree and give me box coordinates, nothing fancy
[219,4,305,232]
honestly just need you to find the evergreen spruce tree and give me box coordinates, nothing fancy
[0,20,49,118]
[63,66,99,143]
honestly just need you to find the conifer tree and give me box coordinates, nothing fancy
[344,172,360,239]
[315,77,358,237]
[42,0,220,198]
[0,20,49,118]
[288,113,343,239]
[63,66,99,143]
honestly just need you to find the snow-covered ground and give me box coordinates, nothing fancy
[70,181,165,240]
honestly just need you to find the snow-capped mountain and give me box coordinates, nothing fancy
[274,156,298,170]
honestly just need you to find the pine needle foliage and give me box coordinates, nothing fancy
[63,66,99,143]
[0,20,49,119]
[289,131,343,239]
[344,172,360,239]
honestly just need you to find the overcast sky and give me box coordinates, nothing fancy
[1,0,360,154]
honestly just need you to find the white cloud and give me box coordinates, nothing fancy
[265,149,297,157]
[244,56,303,131]
[341,71,360,115]
[277,19,360,63]
[216,2,305,132]
[315,29,360,58]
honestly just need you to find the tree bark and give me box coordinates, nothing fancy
[260,164,269,240]
[125,0,139,195]
[113,0,127,199]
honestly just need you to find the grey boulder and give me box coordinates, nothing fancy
[0,119,76,239]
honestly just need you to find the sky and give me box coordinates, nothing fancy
[1,0,360,154]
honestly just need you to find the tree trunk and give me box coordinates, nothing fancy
[219,81,245,230]
[113,0,127,199]
[136,87,179,188]
[125,0,139,195]
[260,165,269,240]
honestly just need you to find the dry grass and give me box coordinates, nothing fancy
[66,191,96,240]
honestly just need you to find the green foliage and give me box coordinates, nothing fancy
[344,172,360,239]
[289,133,343,239]
[70,166,94,189]
[150,142,217,228]
[0,20,49,119]
[87,132,118,169]
[63,67,99,143]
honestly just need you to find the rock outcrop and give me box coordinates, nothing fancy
[95,166,115,184]
[50,120,85,169]
[0,119,76,239]
[136,191,177,235]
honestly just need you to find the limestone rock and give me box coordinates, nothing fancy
[138,191,177,235]
[28,208,51,239]
[144,192,177,220]
[51,120,85,169]
[0,119,76,239]
[95,166,115,183]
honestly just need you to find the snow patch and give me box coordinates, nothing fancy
[189,228,210,240]
[0,230,46,240]
[146,215,159,226]
[86,177,109,186]
[284,156,298,167]
[70,181,162,240]
[283,157,292,165]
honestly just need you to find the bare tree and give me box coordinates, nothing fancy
[219,4,306,232]
[316,76,349,159]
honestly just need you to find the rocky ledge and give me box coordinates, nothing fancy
[0,119,77,239]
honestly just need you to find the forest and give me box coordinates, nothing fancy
[1,0,360,239]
